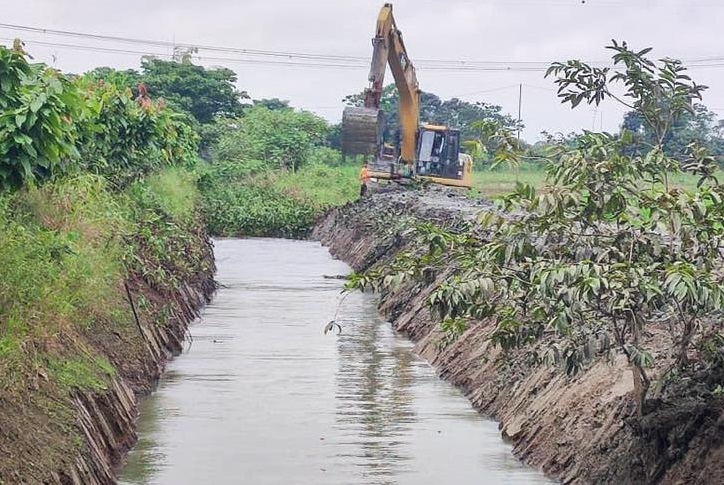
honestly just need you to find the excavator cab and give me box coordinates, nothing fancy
[415,125,472,187]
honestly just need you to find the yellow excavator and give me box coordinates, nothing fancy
[341,3,473,189]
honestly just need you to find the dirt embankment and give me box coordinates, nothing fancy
[313,186,724,485]
[0,227,216,485]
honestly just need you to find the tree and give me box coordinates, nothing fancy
[140,59,248,124]
[343,84,520,143]
[0,45,83,190]
[252,98,291,111]
[621,103,724,163]
[213,106,328,172]
[348,41,724,416]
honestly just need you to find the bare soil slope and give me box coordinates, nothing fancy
[313,187,724,485]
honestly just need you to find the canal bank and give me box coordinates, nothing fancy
[312,187,724,485]
[0,215,215,485]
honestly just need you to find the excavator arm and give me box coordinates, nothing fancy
[342,3,420,165]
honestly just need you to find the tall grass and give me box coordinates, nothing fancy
[0,167,204,391]
[200,161,359,238]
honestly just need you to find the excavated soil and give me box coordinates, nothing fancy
[313,186,724,485]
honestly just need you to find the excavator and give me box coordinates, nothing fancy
[341,3,473,189]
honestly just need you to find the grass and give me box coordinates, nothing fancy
[273,163,359,208]
[0,167,204,392]
[473,165,548,197]
[473,163,703,198]
[129,167,199,223]
[201,161,359,238]
[46,355,116,393]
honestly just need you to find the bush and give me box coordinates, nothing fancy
[212,107,328,172]
[76,77,199,188]
[0,46,83,190]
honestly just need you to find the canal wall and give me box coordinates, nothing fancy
[313,187,724,485]
[64,272,216,484]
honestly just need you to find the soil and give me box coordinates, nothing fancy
[313,186,724,485]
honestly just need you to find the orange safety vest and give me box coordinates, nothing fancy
[359,166,370,183]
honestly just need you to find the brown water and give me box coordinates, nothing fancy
[119,238,554,485]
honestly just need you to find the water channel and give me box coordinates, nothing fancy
[119,238,553,485]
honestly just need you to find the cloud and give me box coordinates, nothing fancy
[2,0,723,140]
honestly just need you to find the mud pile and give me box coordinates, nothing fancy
[313,187,724,484]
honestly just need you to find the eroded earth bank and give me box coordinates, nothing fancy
[313,187,724,485]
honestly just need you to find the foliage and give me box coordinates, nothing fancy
[139,58,247,124]
[0,46,200,191]
[87,59,249,126]
[347,41,724,415]
[343,84,521,143]
[252,98,292,111]
[0,45,83,190]
[123,167,210,293]
[76,77,199,188]
[200,162,357,238]
[463,119,522,169]
[212,106,329,172]
[621,103,724,163]
[0,167,209,390]
[202,182,317,238]
[199,103,357,238]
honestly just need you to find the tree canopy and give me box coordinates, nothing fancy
[87,59,248,125]
[140,59,247,124]
[212,106,329,172]
[621,103,724,164]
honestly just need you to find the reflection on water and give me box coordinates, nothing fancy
[334,306,416,483]
[119,238,554,485]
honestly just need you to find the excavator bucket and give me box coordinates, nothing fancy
[341,107,386,156]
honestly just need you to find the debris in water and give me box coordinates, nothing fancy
[323,320,342,335]
[322,274,349,280]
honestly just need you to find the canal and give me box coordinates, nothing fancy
[119,238,553,485]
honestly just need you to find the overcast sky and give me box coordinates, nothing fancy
[2,0,723,141]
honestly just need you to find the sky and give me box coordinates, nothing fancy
[1,0,724,141]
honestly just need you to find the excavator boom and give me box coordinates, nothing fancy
[341,3,419,164]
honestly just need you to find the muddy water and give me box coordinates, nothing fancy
[119,238,553,485]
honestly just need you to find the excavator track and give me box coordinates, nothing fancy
[341,107,385,156]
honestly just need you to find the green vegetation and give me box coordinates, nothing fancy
[342,84,521,147]
[472,163,700,197]
[622,103,724,161]
[0,44,211,399]
[87,57,248,125]
[0,168,207,392]
[0,46,83,190]
[348,41,724,415]
[199,107,358,238]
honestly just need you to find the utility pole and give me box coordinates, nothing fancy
[517,83,522,143]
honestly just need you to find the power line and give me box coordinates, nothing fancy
[451,84,520,97]
[4,21,717,70]
[2,37,556,72]
[3,22,724,73]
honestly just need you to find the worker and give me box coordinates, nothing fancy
[359,162,370,197]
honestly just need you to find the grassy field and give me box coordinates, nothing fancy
[472,164,703,198]
[472,166,547,197]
